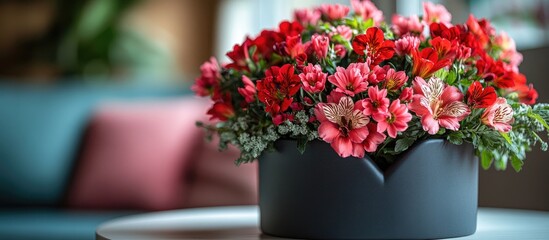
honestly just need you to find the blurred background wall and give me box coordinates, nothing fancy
[0,0,548,209]
[0,0,219,83]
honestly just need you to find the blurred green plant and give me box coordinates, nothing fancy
[37,0,174,79]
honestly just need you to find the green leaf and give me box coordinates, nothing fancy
[395,138,416,153]
[331,35,352,50]
[492,152,508,170]
[297,138,308,154]
[447,131,464,145]
[510,155,523,172]
[446,70,457,85]
[480,150,493,170]
[528,112,549,131]
[434,69,449,80]
[500,132,512,144]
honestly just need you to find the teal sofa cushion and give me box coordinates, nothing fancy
[0,83,187,206]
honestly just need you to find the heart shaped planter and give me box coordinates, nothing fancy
[259,139,478,239]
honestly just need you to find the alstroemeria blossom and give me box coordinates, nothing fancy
[411,47,452,78]
[299,63,327,93]
[466,81,496,108]
[315,96,370,158]
[481,97,514,133]
[409,77,470,134]
[373,100,412,138]
[352,27,395,66]
[328,64,369,96]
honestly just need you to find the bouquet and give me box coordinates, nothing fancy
[192,0,549,171]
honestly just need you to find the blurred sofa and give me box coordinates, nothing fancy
[0,82,258,240]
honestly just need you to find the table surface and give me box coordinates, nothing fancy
[96,206,549,240]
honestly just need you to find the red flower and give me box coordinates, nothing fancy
[476,56,515,89]
[466,81,496,108]
[511,73,538,105]
[279,20,304,38]
[431,37,457,62]
[285,34,307,59]
[466,15,494,50]
[515,84,538,105]
[226,38,255,71]
[352,27,395,66]
[254,30,284,59]
[257,64,302,115]
[207,94,235,121]
[411,48,452,78]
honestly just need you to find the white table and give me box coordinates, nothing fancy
[96,206,549,239]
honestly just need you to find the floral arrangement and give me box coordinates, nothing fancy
[192,0,549,171]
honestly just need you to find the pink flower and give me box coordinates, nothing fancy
[495,32,523,72]
[423,2,452,25]
[237,75,256,103]
[327,90,347,104]
[294,8,321,26]
[366,65,387,85]
[409,77,470,134]
[362,86,389,116]
[362,122,386,152]
[391,14,423,37]
[394,35,420,56]
[311,34,330,60]
[315,96,370,158]
[334,44,347,58]
[383,68,408,91]
[319,4,350,21]
[399,87,413,103]
[330,25,353,41]
[351,0,383,24]
[299,63,327,93]
[328,64,369,96]
[191,57,220,96]
[373,100,412,138]
[481,97,514,133]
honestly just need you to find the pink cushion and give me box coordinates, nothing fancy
[183,137,258,208]
[67,98,209,211]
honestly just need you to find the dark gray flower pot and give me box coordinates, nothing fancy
[259,139,478,239]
